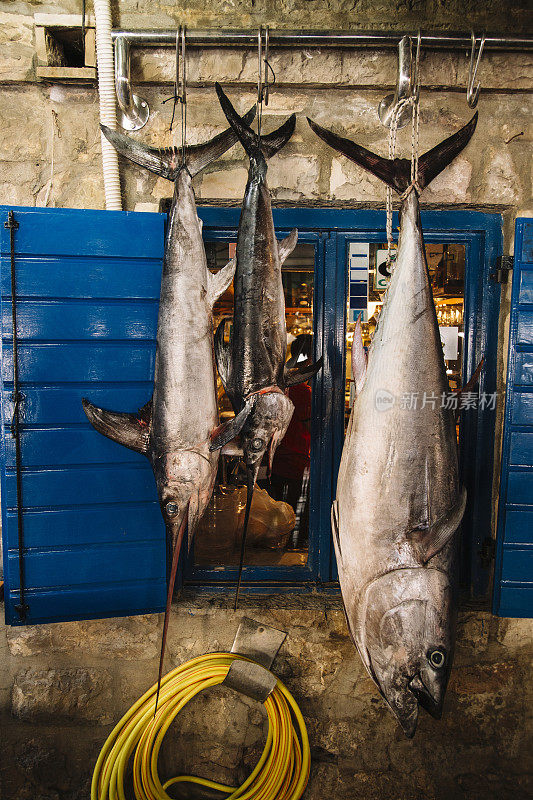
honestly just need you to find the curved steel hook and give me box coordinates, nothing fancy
[378,34,418,129]
[467,31,485,108]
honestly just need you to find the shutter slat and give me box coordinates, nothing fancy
[494,218,533,617]
[0,206,166,625]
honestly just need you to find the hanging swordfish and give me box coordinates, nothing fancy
[210,84,323,606]
[82,111,254,698]
[308,112,477,736]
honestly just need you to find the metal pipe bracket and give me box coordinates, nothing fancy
[222,617,287,702]
[114,35,150,130]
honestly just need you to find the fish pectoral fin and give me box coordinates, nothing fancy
[214,317,232,393]
[138,397,153,426]
[408,486,467,563]
[82,398,150,454]
[208,258,235,306]
[209,398,256,451]
[331,500,343,565]
[278,229,298,263]
[284,356,323,388]
[352,314,368,393]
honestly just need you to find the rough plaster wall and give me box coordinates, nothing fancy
[0,1,533,798]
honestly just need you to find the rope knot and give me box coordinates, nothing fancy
[399,181,422,201]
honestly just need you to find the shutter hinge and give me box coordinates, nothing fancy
[4,210,19,231]
[479,537,496,568]
[490,255,513,283]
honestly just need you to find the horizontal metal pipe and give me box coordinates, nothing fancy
[111,28,533,51]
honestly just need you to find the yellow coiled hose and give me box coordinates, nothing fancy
[92,652,310,800]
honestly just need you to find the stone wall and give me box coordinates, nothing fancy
[1,598,532,799]
[1,1,533,798]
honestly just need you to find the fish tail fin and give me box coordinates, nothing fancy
[215,83,296,162]
[100,125,181,180]
[307,112,478,194]
[417,113,478,191]
[260,115,297,159]
[82,398,151,454]
[186,106,256,176]
[101,106,255,181]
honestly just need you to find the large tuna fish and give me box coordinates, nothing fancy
[83,112,253,699]
[307,112,477,736]
[210,85,322,606]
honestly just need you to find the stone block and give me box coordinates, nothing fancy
[268,154,320,200]
[478,149,523,205]
[11,667,113,724]
[7,614,159,660]
[0,13,35,82]
[450,661,518,696]
[329,156,383,201]
[423,157,472,203]
[197,165,249,199]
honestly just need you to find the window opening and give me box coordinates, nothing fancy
[195,241,315,569]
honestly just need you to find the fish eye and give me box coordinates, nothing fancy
[165,501,179,516]
[250,437,264,452]
[427,648,446,669]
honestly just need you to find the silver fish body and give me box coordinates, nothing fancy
[308,113,477,735]
[210,85,322,606]
[334,192,463,736]
[82,118,254,699]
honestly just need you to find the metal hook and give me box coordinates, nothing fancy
[378,34,417,129]
[467,31,485,108]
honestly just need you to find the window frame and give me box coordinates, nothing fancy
[186,206,503,601]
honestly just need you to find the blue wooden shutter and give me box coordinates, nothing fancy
[494,218,533,617]
[1,206,166,625]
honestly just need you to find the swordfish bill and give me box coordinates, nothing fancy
[83,110,254,707]
[308,112,477,736]
[210,84,323,608]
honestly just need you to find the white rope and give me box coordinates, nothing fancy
[43,109,60,208]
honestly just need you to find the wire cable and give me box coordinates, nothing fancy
[91,652,310,800]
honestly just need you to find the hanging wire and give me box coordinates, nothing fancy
[263,25,270,106]
[178,26,187,163]
[163,25,187,161]
[256,26,275,141]
[257,27,264,140]
[385,32,421,270]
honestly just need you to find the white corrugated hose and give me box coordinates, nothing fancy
[94,0,122,210]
